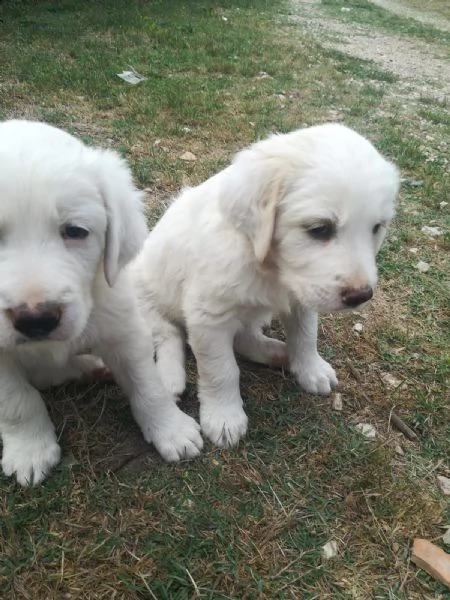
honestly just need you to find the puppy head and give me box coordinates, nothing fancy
[220,124,399,312]
[0,120,147,347]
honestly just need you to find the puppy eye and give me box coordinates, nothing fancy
[307,223,335,241]
[373,223,382,234]
[61,224,90,240]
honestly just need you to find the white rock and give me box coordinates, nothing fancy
[381,373,402,388]
[415,260,430,273]
[332,393,343,411]
[421,226,443,237]
[409,247,419,254]
[439,201,448,209]
[180,151,197,162]
[322,540,338,559]
[437,475,450,496]
[353,322,364,333]
[355,423,377,440]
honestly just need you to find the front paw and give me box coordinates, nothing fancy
[2,431,61,487]
[293,355,338,395]
[200,401,248,448]
[143,408,203,462]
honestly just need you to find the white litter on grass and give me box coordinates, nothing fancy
[117,69,146,85]
[409,247,419,254]
[415,260,430,273]
[332,393,343,411]
[421,225,443,237]
[353,322,364,333]
[355,423,377,440]
[437,475,450,496]
[439,201,448,209]
[322,540,338,559]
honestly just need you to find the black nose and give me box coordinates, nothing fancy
[9,304,62,339]
[341,285,373,308]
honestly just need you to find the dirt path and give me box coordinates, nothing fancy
[371,0,450,33]
[290,0,450,102]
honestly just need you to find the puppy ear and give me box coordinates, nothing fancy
[90,149,148,286]
[219,146,286,263]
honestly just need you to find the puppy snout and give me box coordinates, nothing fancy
[7,302,62,339]
[341,285,373,308]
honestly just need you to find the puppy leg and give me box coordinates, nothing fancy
[30,354,110,389]
[234,326,288,367]
[97,311,202,462]
[0,358,60,486]
[282,304,338,395]
[188,320,248,448]
[152,313,186,397]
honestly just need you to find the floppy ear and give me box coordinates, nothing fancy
[90,149,148,286]
[219,147,286,263]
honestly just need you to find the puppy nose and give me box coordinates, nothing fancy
[8,303,62,339]
[341,285,373,308]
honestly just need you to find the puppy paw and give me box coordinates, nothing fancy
[2,432,61,487]
[293,355,338,395]
[144,409,203,462]
[200,402,248,448]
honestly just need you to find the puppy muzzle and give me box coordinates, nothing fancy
[6,302,62,340]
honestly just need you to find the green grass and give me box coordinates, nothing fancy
[0,0,449,598]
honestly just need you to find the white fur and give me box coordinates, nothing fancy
[0,120,203,486]
[132,123,399,448]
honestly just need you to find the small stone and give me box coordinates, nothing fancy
[437,475,450,496]
[322,540,338,559]
[180,151,197,162]
[332,393,343,411]
[421,225,443,237]
[353,322,364,333]
[415,260,430,273]
[409,247,419,254]
[381,373,402,388]
[439,201,448,209]
[355,423,377,440]
[395,445,404,456]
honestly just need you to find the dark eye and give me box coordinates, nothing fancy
[307,223,335,241]
[373,223,381,234]
[61,224,89,240]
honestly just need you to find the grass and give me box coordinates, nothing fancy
[0,0,449,598]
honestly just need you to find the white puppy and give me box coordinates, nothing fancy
[0,120,203,486]
[132,123,399,449]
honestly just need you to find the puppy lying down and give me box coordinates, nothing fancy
[0,120,203,486]
[132,123,399,448]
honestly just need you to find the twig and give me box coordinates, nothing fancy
[390,411,418,441]
[345,358,361,382]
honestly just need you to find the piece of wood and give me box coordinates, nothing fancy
[390,412,418,440]
[411,538,450,589]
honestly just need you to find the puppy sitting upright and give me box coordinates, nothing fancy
[132,124,399,449]
[0,120,203,486]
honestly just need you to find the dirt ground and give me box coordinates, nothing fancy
[291,0,450,101]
